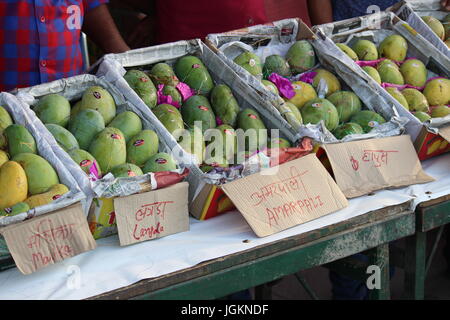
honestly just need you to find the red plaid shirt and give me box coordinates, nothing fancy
[0,0,107,92]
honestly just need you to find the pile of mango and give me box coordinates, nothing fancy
[336,34,450,122]
[123,56,284,172]
[421,14,450,48]
[35,87,178,181]
[232,41,388,140]
[0,106,68,217]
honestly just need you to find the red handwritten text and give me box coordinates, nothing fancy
[133,222,165,241]
[134,201,174,222]
[27,219,75,249]
[361,150,398,168]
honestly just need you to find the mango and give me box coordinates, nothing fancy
[68,109,105,150]
[174,56,214,96]
[24,184,69,209]
[378,62,405,85]
[181,95,216,133]
[88,127,127,173]
[263,54,292,78]
[35,94,71,127]
[332,122,364,140]
[206,124,237,162]
[379,35,408,61]
[12,153,60,195]
[336,43,358,60]
[286,81,318,108]
[149,63,179,87]
[285,102,303,124]
[176,127,205,164]
[300,98,339,131]
[152,104,184,136]
[262,80,279,96]
[71,100,83,119]
[236,108,268,152]
[143,152,177,173]
[268,137,292,149]
[327,91,362,123]
[4,124,37,157]
[124,69,157,110]
[401,89,429,112]
[0,202,29,217]
[400,59,427,87]
[422,16,445,40]
[80,86,116,125]
[108,111,143,143]
[233,51,263,79]
[362,66,382,84]
[312,69,341,97]
[350,110,386,133]
[414,111,431,122]
[162,85,183,105]
[0,106,13,133]
[45,123,79,152]
[431,106,450,118]
[352,40,378,61]
[110,163,144,178]
[126,129,159,167]
[0,161,28,210]
[201,155,229,173]
[286,40,316,74]
[210,84,240,127]
[386,87,409,110]
[0,150,8,167]
[377,59,399,70]
[0,133,5,150]
[423,78,450,106]
[68,148,102,178]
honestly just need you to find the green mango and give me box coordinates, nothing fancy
[107,111,143,143]
[0,106,13,133]
[362,66,382,84]
[379,35,408,61]
[336,43,358,60]
[284,101,303,124]
[12,153,59,195]
[88,127,127,173]
[401,88,429,112]
[300,98,339,131]
[152,104,184,136]
[0,134,6,151]
[386,87,409,110]
[176,127,205,164]
[422,16,445,40]
[68,109,105,150]
[423,78,450,106]
[332,123,364,140]
[110,163,143,178]
[0,202,30,217]
[414,111,431,122]
[174,56,214,96]
[312,69,341,97]
[162,85,183,105]
[261,80,280,96]
[210,84,240,127]
[70,100,83,119]
[431,106,450,118]
[352,40,378,61]
[143,152,177,173]
[263,54,292,78]
[233,51,263,79]
[237,108,268,152]
[286,40,316,74]
[4,124,37,157]
[124,69,157,110]
[400,59,427,87]
[68,148,102,178]
[45,123,79,152]
[126,129,159,167]
[80,86,116,125]
[206,124,237,162]
[149,63,179,87]
[378,62,405,85]
[181,95,216,133]
[350,111,386,133]
[35,94,71,128]
[327,91,362,123]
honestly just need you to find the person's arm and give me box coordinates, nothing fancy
[307,0,334,25]
[82,4,130,53]
[118,0,153,15]
[441,0,450,11]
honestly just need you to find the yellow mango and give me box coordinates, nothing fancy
[0,161,28,210]
[0,150,8,167]
[24,184,69,209]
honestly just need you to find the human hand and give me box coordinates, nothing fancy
[127,15,156,49]
[441,0,450,12]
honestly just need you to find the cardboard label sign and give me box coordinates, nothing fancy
[114,182,189,246]
[1,203,97,275]
[438,125,450,144]
[322,135,435,198]
[221,154,348,237]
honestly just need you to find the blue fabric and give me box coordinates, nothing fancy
[332,0,399,22]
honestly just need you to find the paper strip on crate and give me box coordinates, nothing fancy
[320,135,434,199]
[0,203,96,275]
[113,182,189,246]
[221,154,348,238]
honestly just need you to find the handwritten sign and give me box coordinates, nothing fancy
[114,182,189,246]
[322,135,434,198]
[0,203,96,275]
[222,154,348,237]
